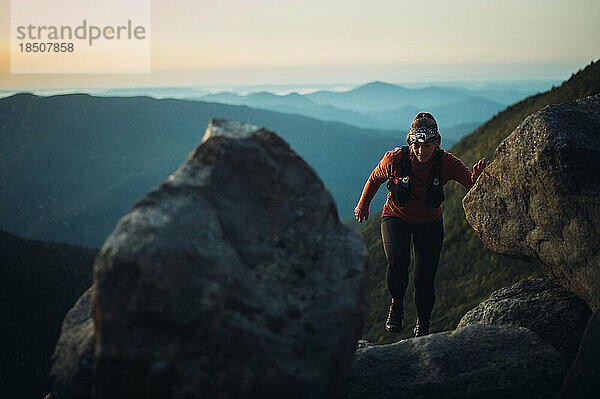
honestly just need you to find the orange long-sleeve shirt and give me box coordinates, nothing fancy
[357,147,475,224]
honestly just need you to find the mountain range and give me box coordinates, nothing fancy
[198,81,506,130]
[0,93,403,247]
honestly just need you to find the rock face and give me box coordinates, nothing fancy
[91,119,367,399]
[343,325,566,399]
[559,308,600,398]
[48,287,95,399]
[463,94,600,310]
[457,278,591,364]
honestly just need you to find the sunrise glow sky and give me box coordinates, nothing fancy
[0,0,598,89]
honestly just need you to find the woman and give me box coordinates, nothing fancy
[354,112,488,337]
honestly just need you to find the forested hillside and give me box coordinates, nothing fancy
[0,230,97,398]
[359,59,600,343]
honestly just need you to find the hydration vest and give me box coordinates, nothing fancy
[386,146,445,208]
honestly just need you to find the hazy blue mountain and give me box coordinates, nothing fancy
[0,92,401,247]
[372,96,505,129]
[198,91,247,104]
[305,81,475,112]
[247,91,315,107]
[199,85,503,131]
[199,90,390,130]
[439,122,481,148]
[449,79,562,105]
[204,81,480,115]
[429,96,505,125]
[103,86,209,99]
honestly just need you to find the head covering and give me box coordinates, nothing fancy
[407,112,441,146]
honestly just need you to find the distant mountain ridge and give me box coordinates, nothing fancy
[306,81,473,111]
[369,96,504,129]
[199,81,506,130]
[198,90,389,130]
[2,80,552,135]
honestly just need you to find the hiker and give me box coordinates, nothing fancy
[354,112,488,337]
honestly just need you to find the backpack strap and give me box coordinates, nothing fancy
[423,148,446,207]
[434,148,442,180]
[398,146,411,177]
[427,148,443,188]
[387,146,412,207]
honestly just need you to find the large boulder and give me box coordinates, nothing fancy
[91,119,368,399]
[47,287,95,399]
[458,278,591,364]
[463,94,600,310]
[343,325,566,399]
[559,308,600,398]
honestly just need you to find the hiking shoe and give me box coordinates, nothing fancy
[413,320,431,337]
[384,303,404,333]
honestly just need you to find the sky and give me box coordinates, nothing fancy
[0,0,599,89]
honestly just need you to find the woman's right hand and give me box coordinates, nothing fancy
[354,205,369,223]
[473,157,489,181]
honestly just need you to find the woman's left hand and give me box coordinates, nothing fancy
[473,158,489,181]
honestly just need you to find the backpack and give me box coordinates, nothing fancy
[386,146,445,208]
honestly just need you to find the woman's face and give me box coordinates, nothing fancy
[411,142,436,163]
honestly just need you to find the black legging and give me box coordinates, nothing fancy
[380,215,444,323]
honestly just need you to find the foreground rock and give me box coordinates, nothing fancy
[47,287,95,399]
[458,278,590,364]
[344,325,565,399]
[91,119,367,399]
[463,94,600,310]
[560,309,600,398]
